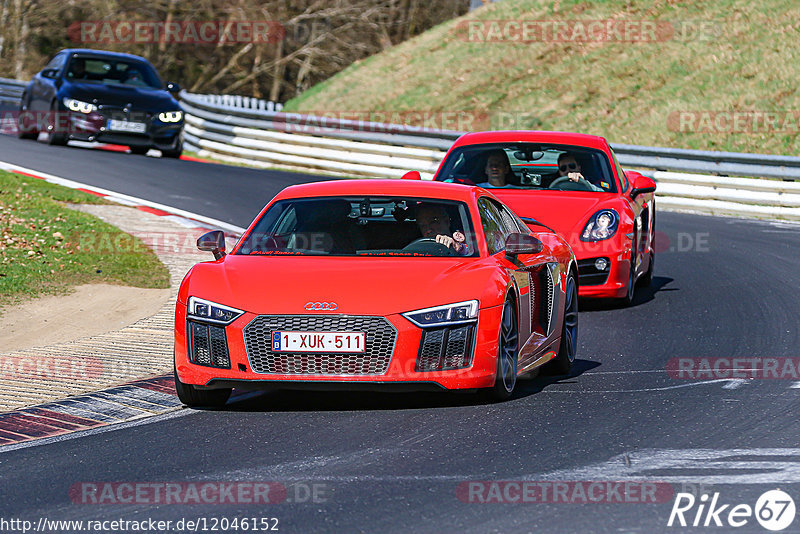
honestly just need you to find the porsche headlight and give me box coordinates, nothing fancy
[158,111,183,123]
[580,209,619,241]
[402,300,479,327]
[63,97,97,114]
[187,296,244,325]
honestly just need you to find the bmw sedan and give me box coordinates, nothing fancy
[18,48,184,157]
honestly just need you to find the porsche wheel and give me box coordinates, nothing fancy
[484,298,519,401]
[638,250,654,288]
[546,273,578,375]
[174,367,231,408]
[619,242,637,307]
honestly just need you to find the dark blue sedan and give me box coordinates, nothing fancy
[18,48,184,157]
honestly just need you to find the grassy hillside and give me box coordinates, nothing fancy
[285,0,800,155]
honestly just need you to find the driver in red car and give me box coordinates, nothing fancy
[415,204,471,255]
[557,152,604,191]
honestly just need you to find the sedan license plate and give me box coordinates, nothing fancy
[272,331,365,353]
[106,119,147,133]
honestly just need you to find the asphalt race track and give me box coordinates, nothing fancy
[1,136,799,533]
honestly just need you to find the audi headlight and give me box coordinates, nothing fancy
[187,297,244,325]
[158,111,183,123]
[580,209,619,241]
[402,300,479,328]
[63,97,97,114]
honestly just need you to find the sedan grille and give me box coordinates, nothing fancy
[243,315,397,375]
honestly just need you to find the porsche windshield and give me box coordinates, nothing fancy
[436,143,618,193]
[237,196,479,257]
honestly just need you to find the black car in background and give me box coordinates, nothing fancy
[18,48,184,157]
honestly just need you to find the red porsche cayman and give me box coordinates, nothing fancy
[427,131,656,304]
[174,180,577,407]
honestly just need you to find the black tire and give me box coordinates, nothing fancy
[637,207,656,288]
[161,139,183,158]
[129,146,149,155]
[17,96,38,140]
[483,298,519,401]
[618,240,637,307]
[47,102,67,146]
[545,273,578,375]
[174,367,231,408]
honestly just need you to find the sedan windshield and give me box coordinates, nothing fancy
[237,196,479,257]
[436,143,618,193]
[66,57,162,89]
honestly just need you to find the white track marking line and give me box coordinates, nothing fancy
[0,159,246,234]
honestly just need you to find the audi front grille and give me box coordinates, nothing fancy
[243,315,397,375]
[188,320,231,369]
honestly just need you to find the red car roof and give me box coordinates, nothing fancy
[452,130,610,151]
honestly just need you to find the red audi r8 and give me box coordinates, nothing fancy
[426,131,656,304]
[174,180,577,407]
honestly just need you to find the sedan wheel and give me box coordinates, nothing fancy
[17,98,38,140]
[484,299,519,401]
[47,102,67,146]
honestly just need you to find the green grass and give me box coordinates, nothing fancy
[0,170,170,310]
[283,0,800,155]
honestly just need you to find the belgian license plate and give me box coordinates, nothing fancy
[106,119,146,133]
[272,331,365,353]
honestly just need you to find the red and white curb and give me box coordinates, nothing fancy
[0,160,245,236]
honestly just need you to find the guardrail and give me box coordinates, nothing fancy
[0,78,798,220]
[0,78,26,107]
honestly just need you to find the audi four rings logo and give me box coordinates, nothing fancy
[305,301,338,311]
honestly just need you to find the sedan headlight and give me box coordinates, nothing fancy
[63,97,97,114]
[158,111,183,123]
[580,209,619,241]
[402,300,479,328]
[187,297,244,325]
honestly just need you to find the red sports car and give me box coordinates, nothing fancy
[426,131,656,304]
[174,180,577,407]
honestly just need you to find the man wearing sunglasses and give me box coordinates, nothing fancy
[557,152,603,191]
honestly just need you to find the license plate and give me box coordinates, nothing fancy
[272,331,365,353]
[106,119,146,133]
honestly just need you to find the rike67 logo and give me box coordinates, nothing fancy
[668,490,796,530]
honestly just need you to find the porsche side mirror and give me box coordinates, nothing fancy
[629,173,657,200]
[504,233,543,262]
[401,170,422,180]
[197,230,226,260]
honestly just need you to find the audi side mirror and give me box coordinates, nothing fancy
[197,230,226,260]
[401,170,422,180]
[504,233,543,262]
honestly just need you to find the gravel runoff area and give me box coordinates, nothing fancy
[0,203,221,413]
